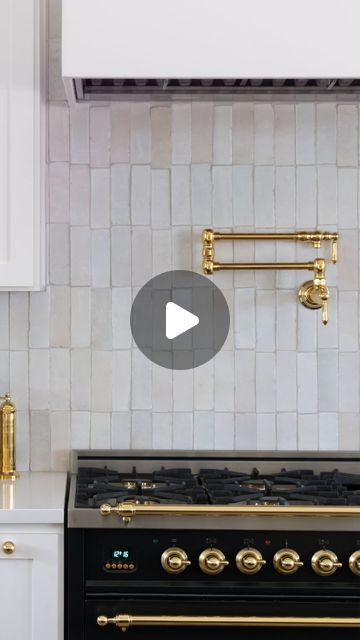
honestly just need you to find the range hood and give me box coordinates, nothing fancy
[62,0,360,103]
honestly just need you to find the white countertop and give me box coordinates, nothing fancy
[0,472,67,524]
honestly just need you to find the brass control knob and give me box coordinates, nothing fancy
[273,548,304,575]
[311,550,342,576]
[349,550,360,577]
[199,548,229,575]
[236,548,266,575]
[2,540,16,555]
[161,547,191,574]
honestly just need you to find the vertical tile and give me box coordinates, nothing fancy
[191,164,211,226]
[214,351,234,411]
[276,241,296,289]
[173,413,193,448]
[152,365,173,412]
[91,230,110,288]
[254,104,274,164]
[71,412,91,450]
[171,166,191,225]
[298,414,318,450]
[50,286,70,347]
[152,413,172,449]
[194,411,214,449]
[152,229,172,275]
[111,164,130,225]
[296,166,316,226]
[316,103,336,164]
[194,359,214,410]
[191,102,213,163]
[319,412,338,450]
[111,103,130,163]
[256,290,275,351]
[29,290,50,348]
[172,104,191,164]
[173,369,194,411]
[339,291,358,351]
[50,224,70,285]
[111,226,131,287]
[213,106,232,164]
[274,104,295,165]
[91,351,112,411]
[49,39,65,101]
[112,288,132,349]
[16,410,30,470]
[234,289,255,348]
[71,227,91,286]
[9,294,29,349]
[130,103,151,163]
[338,168,358,229]
[339,353,359,412]
[131,165,151,225]
[172,227,192,270]
[151,169,170,229]
[49,163,70,223]
[318,166,337,225]
[276,290,296,350]
[318,350,338,412]
[277,413,297,450]
[235,414,257,450]
[50,411,70,470]
[337,105,358,166]
[257,414,276,450]
[234,350,255,412]
[255,353,276,412]
[254,167,274,227]
[0,293,9,349]
[255,240,276,290]
[296,103,315,164]
[71,288,91,348]
[338,230,358,290]
[29,350,49,410]
[30,411,50,470]
[276,351,297,412]
[112,351,131,411]
[232,103,254,163]
[151,106,171,168]
[91,169,110,228]
[70,104,89,164]
[91,289,112,350]
[338,413,360,450]
[214,413,234,449]
[49,103,69,161]
[233,165,253,227]
[297,353,318,413]
[275,167,295,228]
[90,107,110,167]
[71,349,91,410]
[111,412,131,449]
[131,412,152,449]
[132,227,151,286]
[50,348,70,410]
[70,165,90,225]
[212,166,232,226]
[49,0,61,37]
[297,303,317,351]
[90,413,111,449]
[132,349,152,410]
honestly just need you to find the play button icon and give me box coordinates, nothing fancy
[166,302,199,340]
[130,270,230,370]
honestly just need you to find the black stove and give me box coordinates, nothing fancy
[67,451,360,640]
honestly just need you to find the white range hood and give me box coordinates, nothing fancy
[62,0,360,103]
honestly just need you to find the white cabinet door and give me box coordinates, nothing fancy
[0,0,44,290]
[0,532,61,639]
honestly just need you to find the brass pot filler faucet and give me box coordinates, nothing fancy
[202,230,339,325]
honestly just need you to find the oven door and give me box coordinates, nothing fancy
[86,597,360,639]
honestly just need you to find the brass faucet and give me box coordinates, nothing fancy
[0,394,19,480]
[298,258,329,325]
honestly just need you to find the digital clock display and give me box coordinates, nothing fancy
[111,550,130,559]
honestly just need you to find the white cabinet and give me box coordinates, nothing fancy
[0,0,45,289]
[0,527,63,640]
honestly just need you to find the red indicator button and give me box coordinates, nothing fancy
[265,539,272,546]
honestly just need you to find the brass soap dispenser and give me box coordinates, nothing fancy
[0,393,19,480]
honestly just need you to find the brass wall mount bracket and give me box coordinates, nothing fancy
[201,229,338,325]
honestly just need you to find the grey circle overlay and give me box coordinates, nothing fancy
[130,270,230,370]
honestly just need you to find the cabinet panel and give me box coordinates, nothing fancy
[0,532,61,639]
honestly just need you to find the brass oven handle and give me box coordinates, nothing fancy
[97,614,360,630]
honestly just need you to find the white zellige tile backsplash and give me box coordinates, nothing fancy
[1,6,360,469]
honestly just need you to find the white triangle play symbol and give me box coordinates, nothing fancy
[166,302,199,340]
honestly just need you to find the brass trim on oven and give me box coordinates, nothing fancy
[97,614,360,630]
[99,502,360,523]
